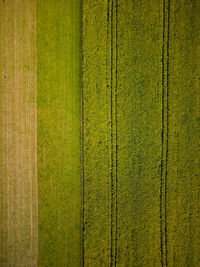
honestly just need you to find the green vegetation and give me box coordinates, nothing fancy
[82,0,200,266]
[167,1,200,265]
[0,0,199,266]
[82,0,112,265]
[37,0,82,266]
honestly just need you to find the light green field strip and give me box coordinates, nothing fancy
[37,0,82,266]
[82,0,112,265]
[166,0,200,266]
[117,0,163,266]
[0,0,38,266]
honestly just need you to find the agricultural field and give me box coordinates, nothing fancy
[0,0,199,266]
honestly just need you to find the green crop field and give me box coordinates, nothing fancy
[0,0,199,266]
[83,0,200,266]
[37,0,82,266]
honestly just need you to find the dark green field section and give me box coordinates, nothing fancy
[167,1,200,266]
[37,0,81,266]
[117,1,163,266]
[82,0,200,266]
[82,0,112,265]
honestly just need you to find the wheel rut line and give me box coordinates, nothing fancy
[110,0,114,265]
[115,0,118,266]
[165,1,170,266]
[160,0,166,266]
[80,0,84,266]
